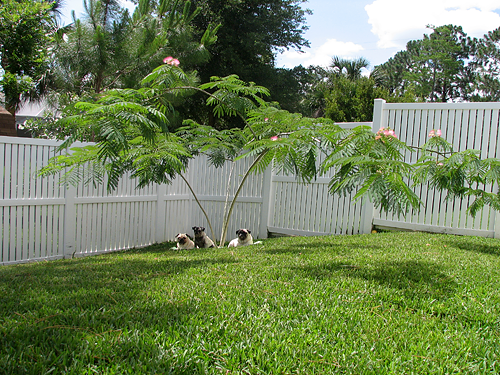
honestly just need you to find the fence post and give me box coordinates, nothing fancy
[372,98,386,132]
[357,100,386,234]
[359,197,375,234]
[494,209,500,239]
[156,183,167,243]
[63,184,77,258]
[360,113,380,234]
[259,165,273,239]
[494,174,500,238]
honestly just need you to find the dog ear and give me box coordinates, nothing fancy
[247,230,251,234]
[192,226,196,230]
[236,230,239,235]
[201,227,205,231]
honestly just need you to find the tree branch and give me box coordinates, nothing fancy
[219,150,268,246]
[179,173,217,245]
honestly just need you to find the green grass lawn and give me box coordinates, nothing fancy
[1,231,499,374]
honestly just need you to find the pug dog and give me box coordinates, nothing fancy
[175,233,195,250]
[192,226,215,248]
[228,229,253,247]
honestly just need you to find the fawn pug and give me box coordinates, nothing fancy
[175,233,195,250]
[228,229,253,247]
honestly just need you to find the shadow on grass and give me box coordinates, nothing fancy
[264,241,384,255]
[1,297,198,373]
[355,260,457,295]
[0,249,239,314]
[0,248,239,373]
[443,238,500,256]
[295,259,457,299]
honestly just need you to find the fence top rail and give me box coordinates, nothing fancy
[0,136,95,148]
[0,136,63,146]
[378,101,500,110]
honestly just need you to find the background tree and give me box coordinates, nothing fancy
[374,25,476,102]
[290,65,329,118]
[330,56,369,81]
[370,50,412,96]
[260,64,332,116]
[51,0,218,97]
[23,0,220,138]
[473,27,500,101]
[22,0,312,135]
[189,0,310,82]
[407,25,475,102]
[322,56,378,122]
[173,0,311,127]
[0,0,55,119]
[323,75,390,122]
[301,56,417,122]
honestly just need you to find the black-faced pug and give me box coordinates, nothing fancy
[192,226,215,248]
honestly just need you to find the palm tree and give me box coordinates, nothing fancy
[329,56,370,81]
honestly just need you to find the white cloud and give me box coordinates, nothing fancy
[278,39,364,68]
[119,0,136,13]
[365,0,500,49]
[61,0,137,24]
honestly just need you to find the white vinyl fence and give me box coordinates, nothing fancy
[0,138,271,265]
[2,100,500,265]
[266,122,374,237]
[372,99,500,238]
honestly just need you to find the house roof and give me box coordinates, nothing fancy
[17,100,47,119]
[0,104,17,136]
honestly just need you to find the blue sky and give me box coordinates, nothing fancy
[60,0,500,71]
[278,0,500,70]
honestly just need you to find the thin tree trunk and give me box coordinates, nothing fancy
[179,173,217,245]
[220,160,236,243]
[219,151,268,246]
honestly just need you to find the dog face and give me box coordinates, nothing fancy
[175,233,195,250]
[192,226,206,237]
[237,229,251,241]
[228,229,253,247]
[175,233,191,245]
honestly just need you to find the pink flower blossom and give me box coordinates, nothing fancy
[163,56,180,66]
[264,118,269,122]
[270,136,278,141]
[376,127,397,139]
[384,129,396,137]
[429,129,442,138]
